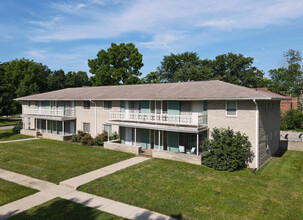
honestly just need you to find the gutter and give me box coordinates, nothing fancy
[89,100,97,137]
[253,99,259,169]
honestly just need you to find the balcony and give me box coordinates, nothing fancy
[109,111,207,127]
[23,108,75,117]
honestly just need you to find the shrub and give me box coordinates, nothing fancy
[12,122,23,134]
[80,133,94,146]
[280,109,303,131]
[201,127,253,172]
[110,131,119,140]
[94,132,108,146]
[71,130,85,142]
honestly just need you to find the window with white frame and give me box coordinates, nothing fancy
[104,101,112,110]
[83,101,90,110]
[226,101,237,117]
[83,123,90,133]
[103,125,112,135]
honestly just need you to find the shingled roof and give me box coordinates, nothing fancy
[15,80,288,101]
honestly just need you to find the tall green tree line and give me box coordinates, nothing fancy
[0,58,90,116]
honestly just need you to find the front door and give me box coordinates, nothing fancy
[125,127,132,145]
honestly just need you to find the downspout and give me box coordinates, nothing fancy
[253,99,259,169]
[90,100,97,137]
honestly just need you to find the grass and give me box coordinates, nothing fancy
[0,178,38,206]
[0,117,21,126]
[80,151,303,220]
[0,139,134,184]
[8,198,126,220]
[0,129,32,141]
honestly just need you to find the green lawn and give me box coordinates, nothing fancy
[8,198,126,220]
[0,178,38,206]
[0,129,32,141]
[80,151,303,220]
[0,117,21,126]
[0,139,134,183]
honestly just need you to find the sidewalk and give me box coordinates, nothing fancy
[0,138,38,144]
[60,156,150,189]
[0,157,174,220]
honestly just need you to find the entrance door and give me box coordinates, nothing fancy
[125,127,132,145]
[150,130,154,149]
[163,131,168,150]
[70,121,75,134]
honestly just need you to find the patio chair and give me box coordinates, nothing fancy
[179,146,185,153]
[186,147,196,154]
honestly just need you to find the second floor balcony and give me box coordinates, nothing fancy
[109,111,207,127]
[23,108,75,117]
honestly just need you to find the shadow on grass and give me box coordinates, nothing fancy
[7,198,125,220]
[0,131,16,140]
[0,118,20,125]
[276,141,288,157]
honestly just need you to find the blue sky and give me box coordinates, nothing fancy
[1,0,303,78]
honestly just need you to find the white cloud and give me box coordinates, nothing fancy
[51,2,87,14]
[28,0,303,48]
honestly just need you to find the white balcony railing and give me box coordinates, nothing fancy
[109,111,207,126]
[23,108,75,117]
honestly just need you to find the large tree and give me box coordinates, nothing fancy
[65,71,91,88]
[269,49,303,96]
[88,43,143,86]
[0,58,51,115]
[47,69,66,91]
[211,53,264,87]
[157,52,205,82]
[153,52,264,87]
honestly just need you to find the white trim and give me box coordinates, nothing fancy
[225,100,237,117]
[253,99,259,169]
[15,97,289,101]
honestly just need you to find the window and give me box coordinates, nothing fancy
[226,101,237,117]
[27,101,31,108]
[83,101,90,110]
[103,125,112,135]
[83,123,90,133]
[104,101,112,110]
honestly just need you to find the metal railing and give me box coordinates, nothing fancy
[109,111,207,126]
[23,108,75,117]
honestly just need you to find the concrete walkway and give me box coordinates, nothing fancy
[0,126,14,130]
[0,169,74,219]
[0,138,38,144]
[60,156,150,189]
[0,157,174,220]
[62,191,174,220]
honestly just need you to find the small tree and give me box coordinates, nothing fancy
[201,128,253,171]
[280,109,303,131]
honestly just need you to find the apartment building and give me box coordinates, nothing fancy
[16,80,288,168]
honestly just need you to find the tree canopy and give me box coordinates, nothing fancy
[145,52,265,87]
[0,59,90,116]
[0,59,51,115]
[88,43,143,86]
[269,49,303,96]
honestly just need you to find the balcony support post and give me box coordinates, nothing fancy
[62,121,64,136]
[158,130,160,150]
[196,133,199,156]
[134,128,137,146]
